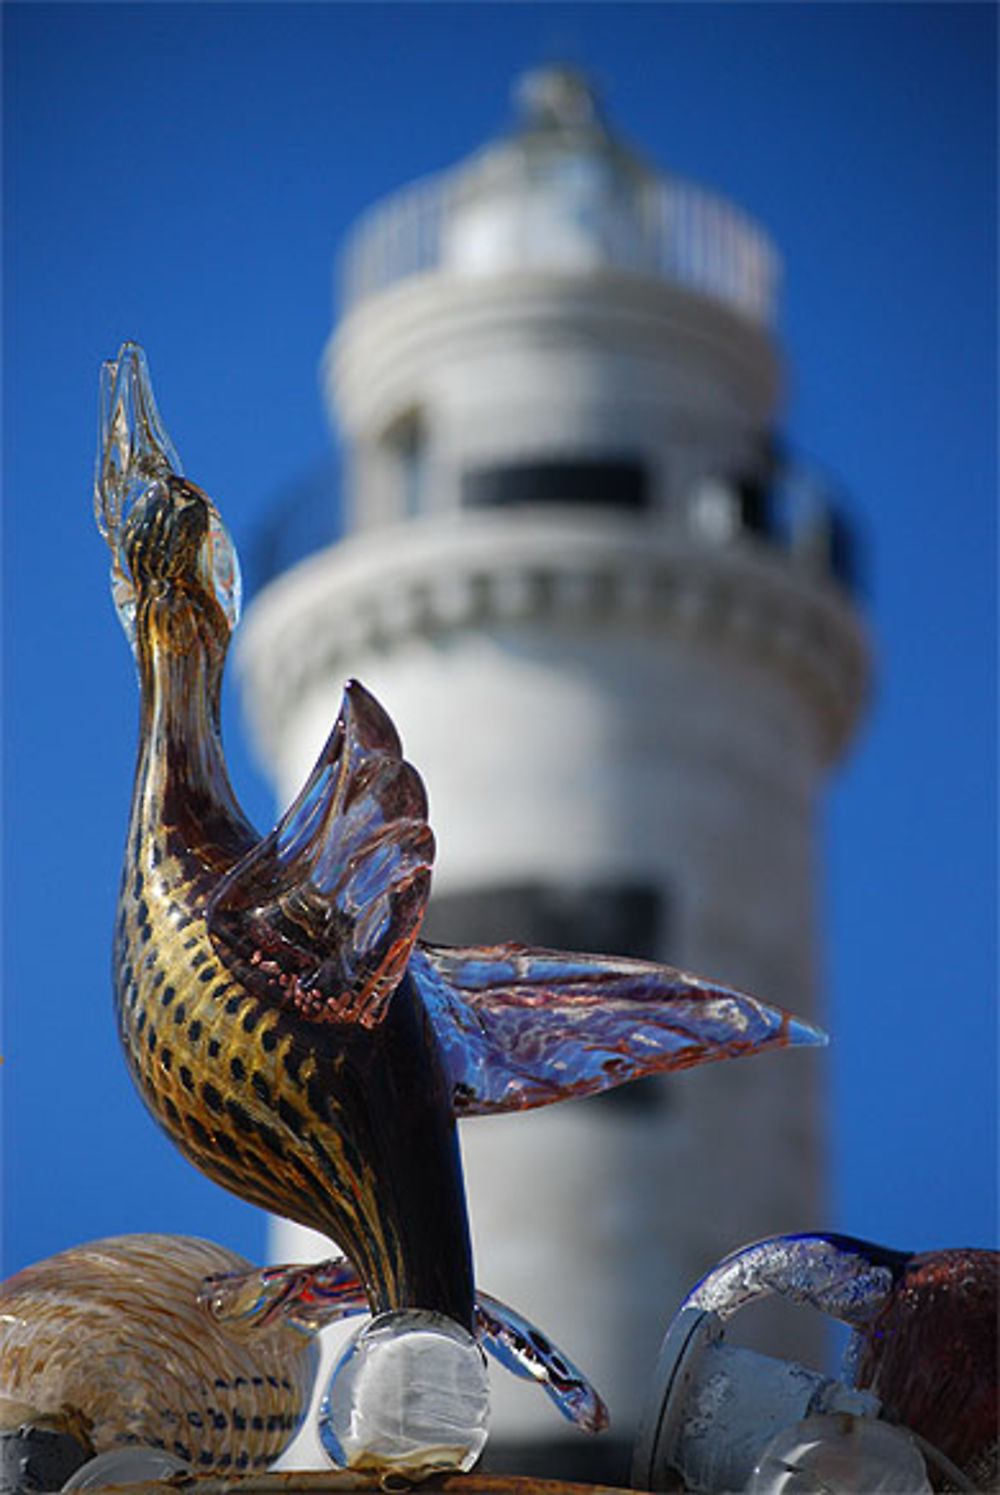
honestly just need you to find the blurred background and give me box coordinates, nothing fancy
[2,0,995,1401]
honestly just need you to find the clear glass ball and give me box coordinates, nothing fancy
[62,1447,191,1489]
[745,1413,932,1493]
[319,1310,490,1477]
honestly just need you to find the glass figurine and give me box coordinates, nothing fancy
[0,1235,318,1478]
[94,343,825,1477]
[637,1231,998,1492]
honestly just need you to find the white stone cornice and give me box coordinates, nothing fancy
[328,270,782,438]
[236,511,870,774]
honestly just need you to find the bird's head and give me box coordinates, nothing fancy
[95,343,241,653]
[120,473,240,635]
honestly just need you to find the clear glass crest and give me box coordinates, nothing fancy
[94,342,182,545]
[95,343,182,648]
[94,343,241,645]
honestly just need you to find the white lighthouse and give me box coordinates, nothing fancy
[237,68,869,1480]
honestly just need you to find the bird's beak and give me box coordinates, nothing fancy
[95,341,182,560]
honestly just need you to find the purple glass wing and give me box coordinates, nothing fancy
[473,1290,608,1433]
[201,1257,369,1334]
[410,942,825,1115]
[207,681,434,1028]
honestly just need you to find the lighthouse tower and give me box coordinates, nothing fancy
[238,69,869,1480]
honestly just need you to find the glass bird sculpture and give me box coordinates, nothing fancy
[0,1235,318,1475]
[96,342,825,1476]
[684,1231,999,1488]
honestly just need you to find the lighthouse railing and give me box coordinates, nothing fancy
[338,169,780,328]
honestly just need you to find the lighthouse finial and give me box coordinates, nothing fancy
[513,66,603,134]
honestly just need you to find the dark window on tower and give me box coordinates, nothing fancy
[382,408,426,516]
[422,881,668,1113]
[461,458,649,511]
[735,476,772,537]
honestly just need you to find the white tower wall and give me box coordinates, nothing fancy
[238,70,869,1477]
[239,511,866,1458]
[332,274,780,530]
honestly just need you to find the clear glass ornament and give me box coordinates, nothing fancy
[318,1310,490,1477]
[62,1447,191,1489]
[746,1414,932,1494]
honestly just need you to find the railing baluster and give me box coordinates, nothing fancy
[337,161,780,328]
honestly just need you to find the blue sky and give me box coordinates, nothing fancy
[3,4,996,1285]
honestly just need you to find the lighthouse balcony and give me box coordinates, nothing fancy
[686,460,864,597]
[239,482,869,779]
[246,453,863,605]
[337,166,780,331]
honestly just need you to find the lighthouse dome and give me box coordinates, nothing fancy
[442,66,655,275]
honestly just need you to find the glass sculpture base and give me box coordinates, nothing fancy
[319,1310,490,1477]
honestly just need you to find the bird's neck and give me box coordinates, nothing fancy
[130,588,252,865]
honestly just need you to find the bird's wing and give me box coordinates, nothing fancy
[207,681,433,1029]
[409,942,824,1115]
